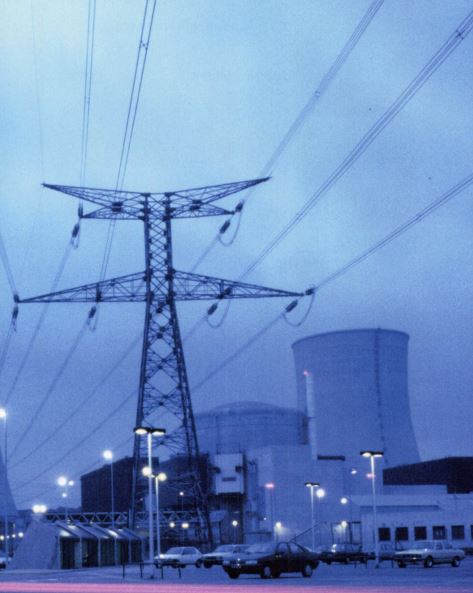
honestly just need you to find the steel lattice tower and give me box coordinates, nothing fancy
[21,178,301,540]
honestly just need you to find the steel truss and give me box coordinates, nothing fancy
[21,177,301,544]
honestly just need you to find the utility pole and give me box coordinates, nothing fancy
[21,177,301,544]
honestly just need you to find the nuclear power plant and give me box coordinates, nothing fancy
[12,327,473,568]
[77,327,473,550]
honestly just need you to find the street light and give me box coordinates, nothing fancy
[264,483,275,539]
[142,467,167,565]
[304,481,320,551]
[360,450,383,568]
[134,425,166,567]
[57,476,74,521]
[102,450,115,528]
[0,408,7,558]
[32,504,48,517]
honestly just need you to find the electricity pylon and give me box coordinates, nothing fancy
[21,177,301,541]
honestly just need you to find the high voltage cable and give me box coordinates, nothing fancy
[189,0,385,273]
[115,0,157,193]
[14,433,134,507]
[9,331,142,469]
[5,240,74,406]
[238,9,473,282]
[316,172,473,290]
[192,173,473,392]
[8,316,92,461]
[0,230,17,298]
[11,388,136,494]
[80,0,96,188]
[99,0,158,286]
[191,313,284,393]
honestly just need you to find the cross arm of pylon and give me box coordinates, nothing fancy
[19,269,301,304]
[172,270,302,300]
[43,176,269,220]
[19,271,148,303]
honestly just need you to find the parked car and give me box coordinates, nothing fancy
[364,542,405,562]
[0,555,7,569]
[320,543,368,564]
[394,540,465,568]
[155,546,203,568]
[223,541,319,579]
[202,544,250,568]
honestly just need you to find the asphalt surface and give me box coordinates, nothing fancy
[0,558,471,592]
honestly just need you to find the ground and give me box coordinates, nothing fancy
[0,557,472,592]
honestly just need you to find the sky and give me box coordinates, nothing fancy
[0,0,472,510]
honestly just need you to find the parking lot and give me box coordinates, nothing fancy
[0,557,471,592]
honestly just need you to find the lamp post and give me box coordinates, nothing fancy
[360,450,383,568]
[134,426,166,566]
[57,476,74,522]
[0,408,7,558]
[102,450,115,528]
[315,487,326,546]
[304,481,320,551]
[264,483,275,539]
[143,469,167,566]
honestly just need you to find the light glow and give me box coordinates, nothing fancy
[103,450,113,461]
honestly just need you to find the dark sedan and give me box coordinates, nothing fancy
[222,541,319,579]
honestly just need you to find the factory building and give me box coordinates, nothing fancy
[77,328,472,551]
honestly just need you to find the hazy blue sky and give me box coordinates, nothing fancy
[0,0,472,509]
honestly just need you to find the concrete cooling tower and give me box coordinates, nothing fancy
[292,329,419,469]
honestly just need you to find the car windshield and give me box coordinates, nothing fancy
[246,543,274,554]
[214,545,234,553]
[412,541,434,549]
[166,547,184,554]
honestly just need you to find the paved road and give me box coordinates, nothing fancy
[0,558,471,592]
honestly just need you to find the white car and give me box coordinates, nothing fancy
[155,546,203,568]
[394,540,465,568]
[202,544,250,568]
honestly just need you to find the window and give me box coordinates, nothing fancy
[276,543,289,556]
[414,526,427,540]
[433,526,446,540]
[395,527,408,541]
[451,525,465,540]
[289,543,303,554]
[378,527,391,541]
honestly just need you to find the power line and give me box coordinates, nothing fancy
[11,387,135,494]
[238,9,473,281]
[115,0,158,192]
[0,229,17,298]
[317,172,473,290]
[14,433,134,507]
[98,0,158,287]
[80,0,97,188]
[9,330,142,469]
[8,315,92,461]
[5,238,75,406]
[190,0,385,272]
[191,173,473,392]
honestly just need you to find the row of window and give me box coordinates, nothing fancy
[378,524,472,542]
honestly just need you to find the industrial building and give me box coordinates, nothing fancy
[75,328,473,552]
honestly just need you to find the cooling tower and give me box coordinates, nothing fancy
[292,329,419,469]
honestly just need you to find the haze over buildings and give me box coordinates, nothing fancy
[0,0,471,514]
